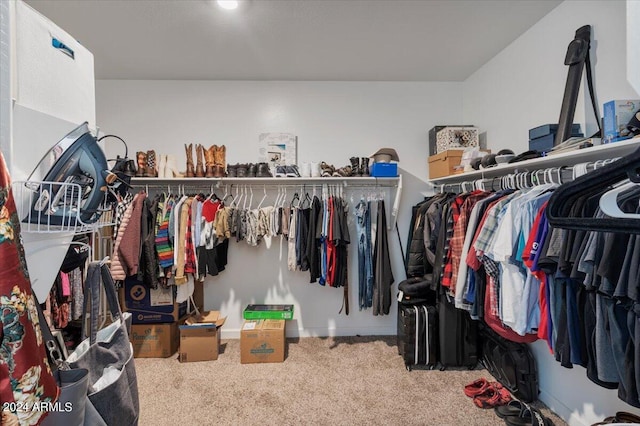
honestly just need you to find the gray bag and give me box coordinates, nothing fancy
[65,261,139,426]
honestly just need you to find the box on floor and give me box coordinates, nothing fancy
[240,319,286,364]
[130,322,179,358]
[179,311,226,363]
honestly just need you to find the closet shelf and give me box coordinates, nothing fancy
[130,176,400,187]
[429,137,640,185]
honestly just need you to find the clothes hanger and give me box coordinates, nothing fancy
[598,180,640,219]
[257,185,267,210]
[547,146,640,232]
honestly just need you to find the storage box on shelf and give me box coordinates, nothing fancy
[428,150,464,179]
[603,99,640,143]
[428,137,640,185]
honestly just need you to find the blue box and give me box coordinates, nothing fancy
[123,277,188,324]
[529,123,581,140]
[529,132,583,153]
[603,100,640,143]
[370,162,398,177]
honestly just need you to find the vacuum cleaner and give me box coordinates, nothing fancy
[24,122,120,226]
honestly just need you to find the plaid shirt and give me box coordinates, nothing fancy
[473,193,517,254]
[441,194,466,288]
[448,191,490,293]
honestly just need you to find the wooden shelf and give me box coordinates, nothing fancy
[429,137,640,184]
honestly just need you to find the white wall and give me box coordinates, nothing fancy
[464,0,638,154]
[96,80,461,337]
[463,1,640,424]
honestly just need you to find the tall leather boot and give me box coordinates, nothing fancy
[195,144,206,178]
[185,143,195,177]
[146,150,158,177]
[205,145,216,178]
[361,157,370,177]
[136,151,147,177]
[214,145,226,177]
[350,157,361,177]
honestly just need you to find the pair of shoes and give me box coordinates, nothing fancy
[274,165,300,177]
[332,165,352,177]
[320,162,334,177]
[472,384,511,409]
[464,379,511,409]
[464,378,492,398]
[498,401,553,426]
[156,154,184,178]
[256,162,272,177]
[592,411,640,425]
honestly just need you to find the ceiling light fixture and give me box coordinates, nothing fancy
[217,0,238,10]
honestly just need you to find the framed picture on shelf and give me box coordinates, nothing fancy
[258,133,297,169]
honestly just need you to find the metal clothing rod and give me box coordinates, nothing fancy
[431,157,621,194]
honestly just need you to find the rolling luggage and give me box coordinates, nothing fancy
[438,293,478,370]
[397,302,438,370]
[480,324,539,402]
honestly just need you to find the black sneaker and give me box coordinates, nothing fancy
[275,166,286,177]
[248,163,257,177]
[256,162,272,177]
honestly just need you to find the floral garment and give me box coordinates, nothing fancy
[0,151,59,425]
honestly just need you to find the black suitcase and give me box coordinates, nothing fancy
[480,325,539,402]
[438,293,478,370]
[397,303,438,370]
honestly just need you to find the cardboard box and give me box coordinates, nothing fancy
[120,278,204,324]
[240,319,286,364]
[435,127,478,154]
[428,150,464,179]
[130,322,179,358]
[370,162,398,177]
[179,311,226,362]
[603,100,640,143]
[244,304,294,320]
[428,125,473,155]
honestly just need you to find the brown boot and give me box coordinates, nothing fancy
[185,143,195,177]
[195,144,206,178]
[214,145,226,177]
[205,145,217,178]
[136,151,147,177]
[145,150,158,177]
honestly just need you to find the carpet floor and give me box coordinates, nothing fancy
[135,336,565,426]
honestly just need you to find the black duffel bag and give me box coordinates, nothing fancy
[397,276,437,305]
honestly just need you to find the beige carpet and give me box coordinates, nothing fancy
[135,336,565,426]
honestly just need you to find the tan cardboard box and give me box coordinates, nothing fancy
[130,322,179,358]
[428,149,464,179]
[240,319,286,364]
[179,311,226,362]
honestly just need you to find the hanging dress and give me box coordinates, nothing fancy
[0,150,59,425]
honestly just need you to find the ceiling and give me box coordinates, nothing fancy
[25,0,562,82]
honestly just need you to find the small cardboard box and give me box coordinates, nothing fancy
[130,322,179,358]
[428,150,464,179]
[603,99,640,143]
[119,278,204,324]
[240,319,286,364]
[179,311,226,363]
[243,304,294,320]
